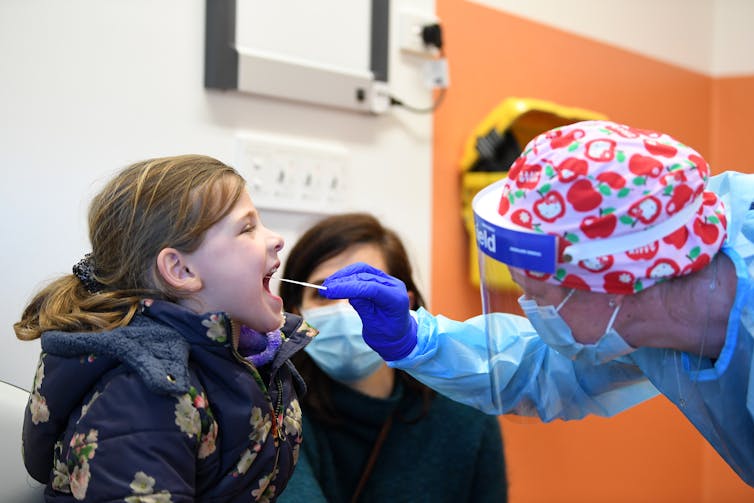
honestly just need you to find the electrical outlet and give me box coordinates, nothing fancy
[423,58,450,89]
[235,133,350,214]
[399,8,439,58]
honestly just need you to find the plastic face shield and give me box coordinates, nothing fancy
[473,181,558,410]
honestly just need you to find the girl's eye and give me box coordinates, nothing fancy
[242,225,255,234]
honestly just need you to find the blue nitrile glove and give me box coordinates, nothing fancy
[321,262,418,361]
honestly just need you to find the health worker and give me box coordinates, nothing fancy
[320,120,754,487]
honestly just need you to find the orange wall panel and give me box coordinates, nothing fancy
[711,76,754,174]
[433,2,754,501]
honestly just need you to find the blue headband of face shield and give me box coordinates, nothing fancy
[472,179,706,274]
[472,185,558,273]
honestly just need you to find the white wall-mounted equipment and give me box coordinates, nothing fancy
[205,0,390,114]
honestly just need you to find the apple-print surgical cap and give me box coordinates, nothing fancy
[487,120,727,294]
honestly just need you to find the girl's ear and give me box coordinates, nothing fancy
[156,248,202,293]
[407,290,417,310]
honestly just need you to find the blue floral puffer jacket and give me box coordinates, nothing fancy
[22,299,315,502]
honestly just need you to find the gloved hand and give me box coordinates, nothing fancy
[321,262,418,361]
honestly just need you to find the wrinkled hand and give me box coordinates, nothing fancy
[321,262,418,361]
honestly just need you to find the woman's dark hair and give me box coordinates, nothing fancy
[280,212,433,424]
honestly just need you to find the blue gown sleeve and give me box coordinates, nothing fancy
[388,308,658,420]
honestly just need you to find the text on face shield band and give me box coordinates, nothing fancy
[474,212,557,273]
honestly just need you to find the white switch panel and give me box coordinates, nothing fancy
[235,132,350,214]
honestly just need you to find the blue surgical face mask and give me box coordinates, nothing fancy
[518,289,636,365]
[301,303,384,382]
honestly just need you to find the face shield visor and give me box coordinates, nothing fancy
[473,179,560,411]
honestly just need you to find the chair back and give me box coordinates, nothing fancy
[0,380,45,501]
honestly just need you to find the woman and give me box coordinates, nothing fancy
[321,121,754,487]
[276,213,508,503]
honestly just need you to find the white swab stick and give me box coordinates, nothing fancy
[272,277,328,290]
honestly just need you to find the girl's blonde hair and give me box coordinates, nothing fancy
[15,154,246,341]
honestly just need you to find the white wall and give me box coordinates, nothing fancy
[0,0,436,390]
[470,0,754,77]
[711,0,754,76]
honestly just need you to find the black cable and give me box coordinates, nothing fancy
[390,87,446,114]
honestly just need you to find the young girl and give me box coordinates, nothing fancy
[15,154,314,502]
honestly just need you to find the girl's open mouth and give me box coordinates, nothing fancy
[263,264,279,294]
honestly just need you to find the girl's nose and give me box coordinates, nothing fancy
[272,233,284,252]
